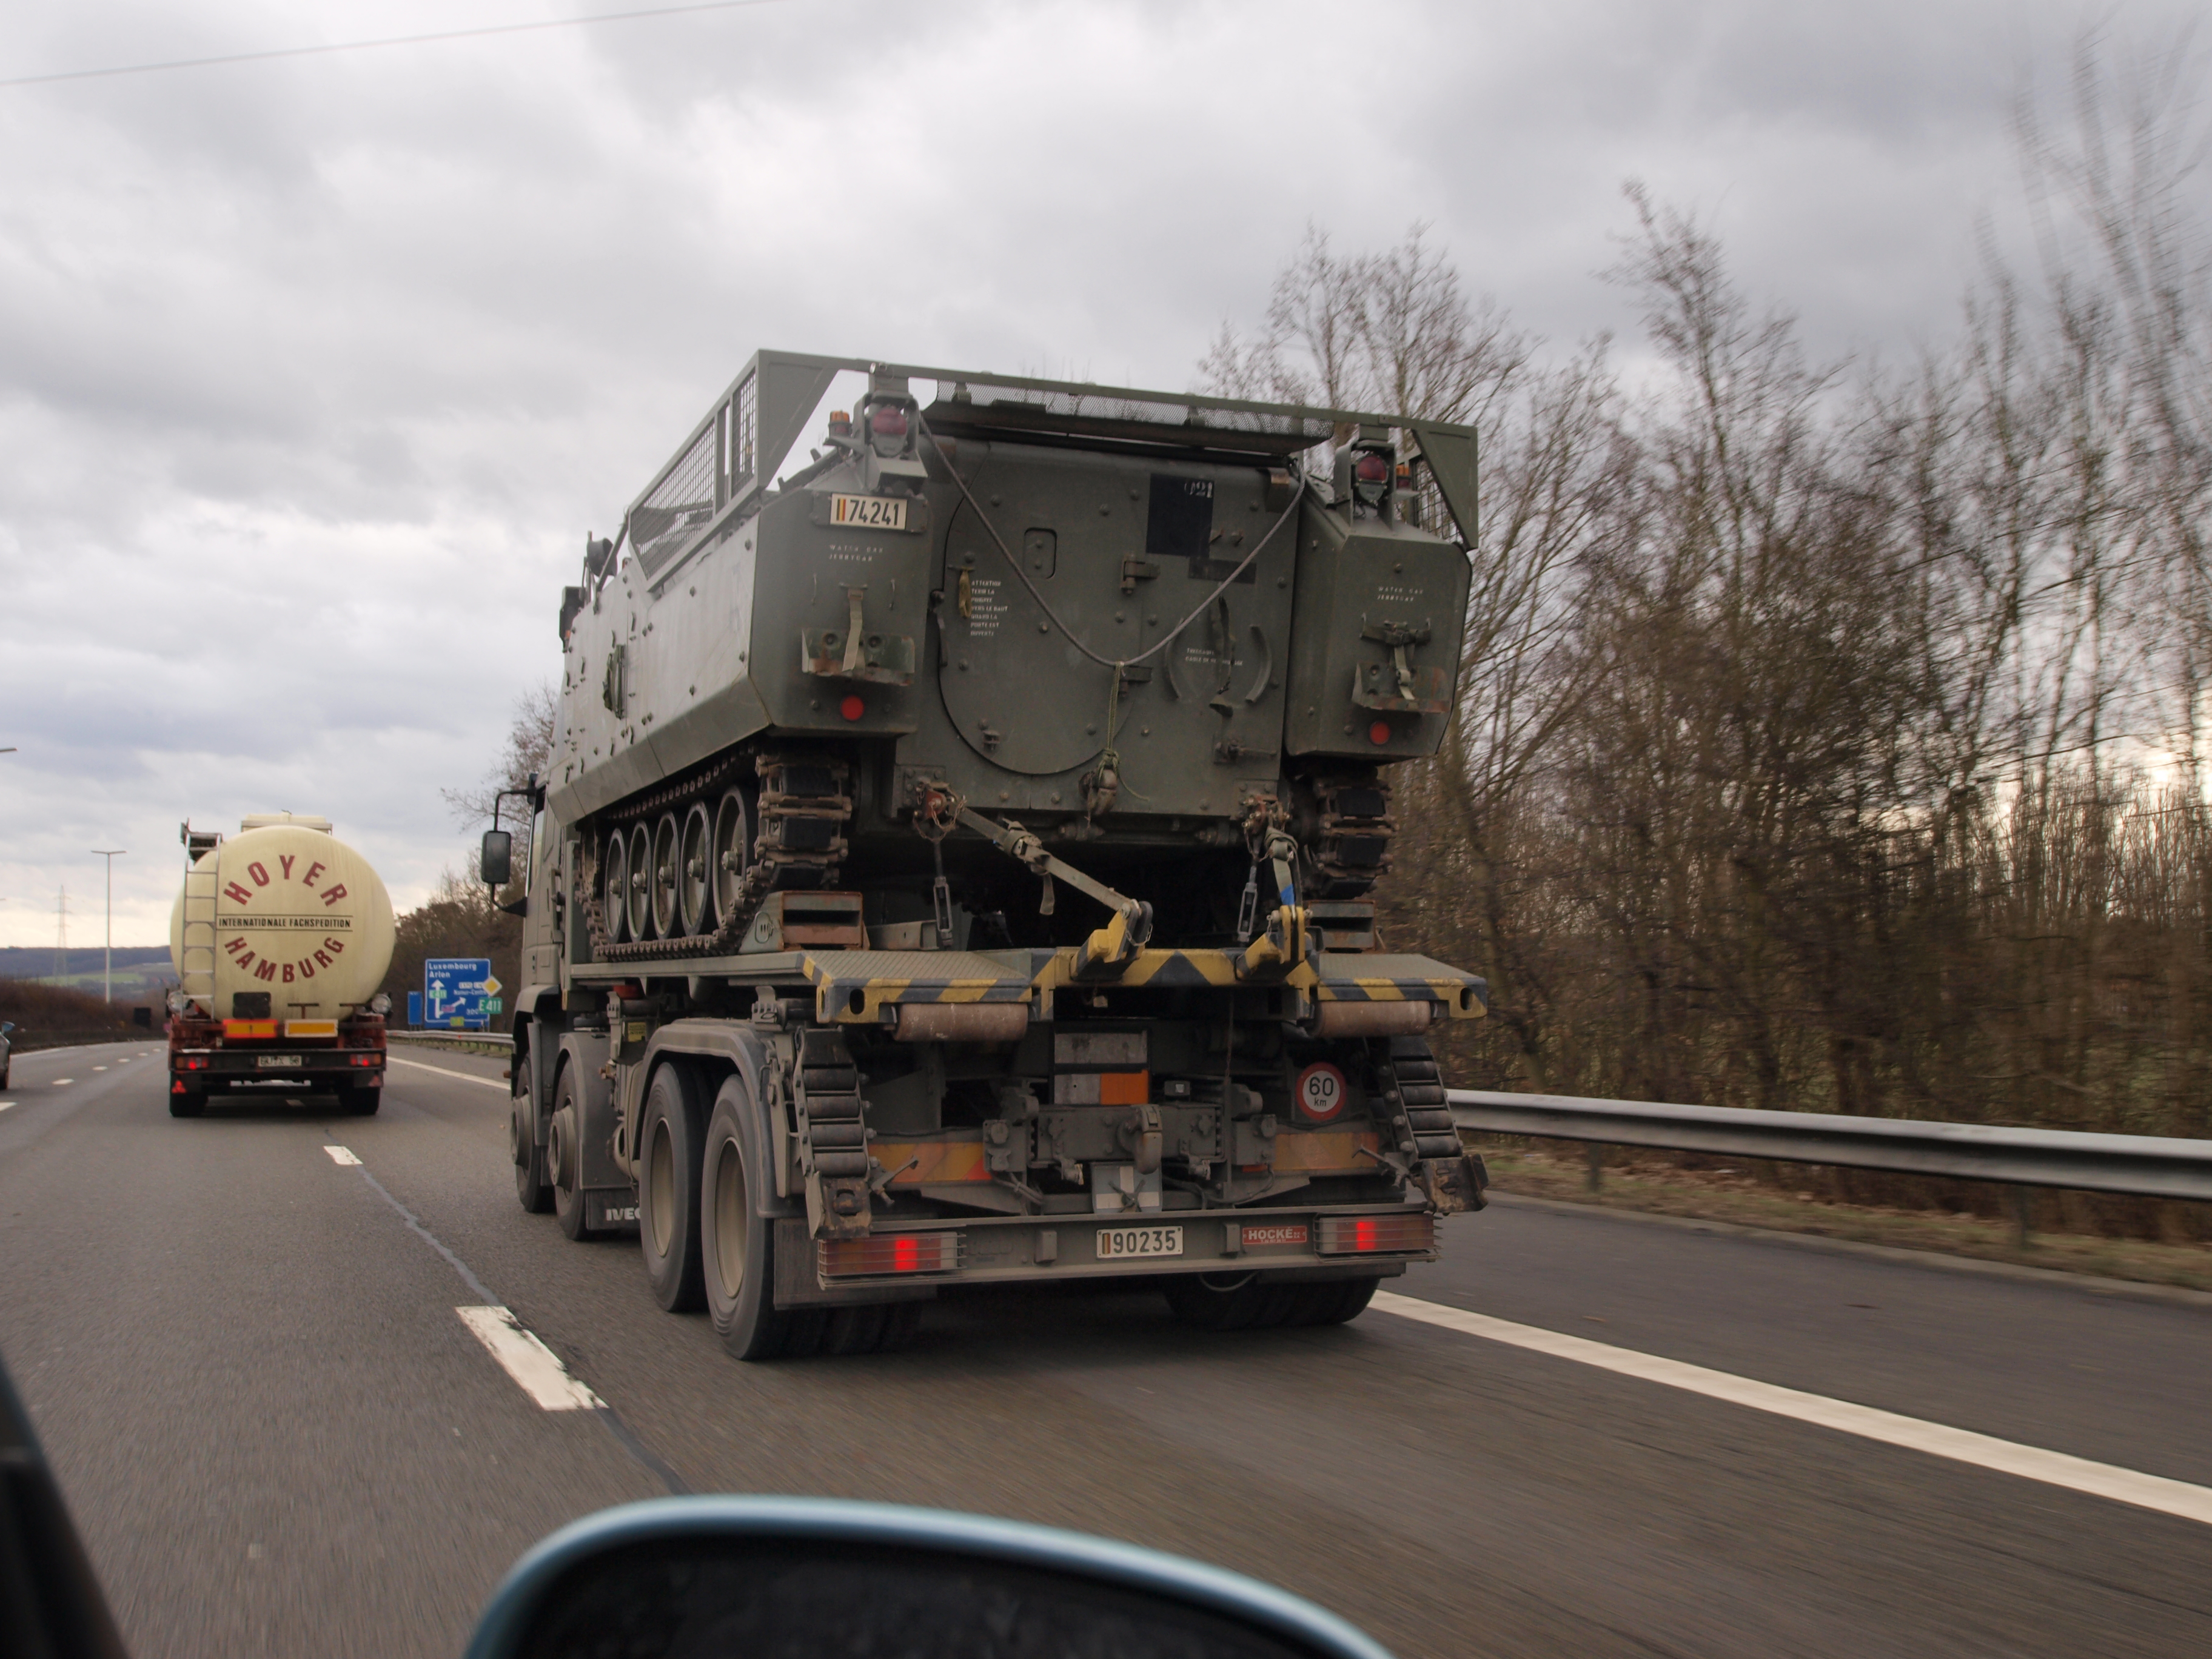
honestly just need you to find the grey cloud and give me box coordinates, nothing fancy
[1,0,2197,943]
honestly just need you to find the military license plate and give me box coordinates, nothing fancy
[256,1054,303,1068]
[830,493,907,529]
[1098,1224,1182,1260]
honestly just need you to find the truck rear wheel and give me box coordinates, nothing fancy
[637,1061,706,1311]
[1162,1273,1379,1331]
[699,1077,917,1362]
[169,1090,204,1119]
[341,1085,381,1116]
[549,1066,600,1242]
[512,1084,553,1215]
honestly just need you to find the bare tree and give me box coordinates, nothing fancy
[443,680,558,829]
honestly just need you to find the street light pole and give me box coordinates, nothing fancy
[92,850,126,1003]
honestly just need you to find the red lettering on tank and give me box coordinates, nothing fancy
[281,964,295,983]
[223,881,253,904]
[326,939,346,954]
[321,883,347,907]
[279,855,295,879]
[303,861,326,886]
[248,862,270,887]
[314,949,331,968]
[224,937,248,956]
[255,960,278,982]
[298,956,316,979]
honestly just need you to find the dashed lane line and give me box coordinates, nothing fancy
[385,1054,507,1091]
[1374,1292,2212,1529]
[317,1141,686,1490]
[51,1079,73,1087]
[455,1306,604,1410]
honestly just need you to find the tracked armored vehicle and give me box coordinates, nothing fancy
[500,353,1488,1358]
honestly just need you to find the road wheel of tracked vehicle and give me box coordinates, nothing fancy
[679,802,715,936]
[697,1078,917,1362]
[549,1065,599,1241]
[637,1061,706,1311]
[1162,1271,1305,1332]
[169,1090,204,1119]
[602,829,631,944]
[625,823,653,941]
[649,812,682,939]
[710,788,751,919]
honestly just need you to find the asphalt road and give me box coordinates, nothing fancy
[2,1038,2208,1658]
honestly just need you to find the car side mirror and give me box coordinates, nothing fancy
[0,1022,13,1035]
[480,829,513,888]
[463,1496,1392,1659]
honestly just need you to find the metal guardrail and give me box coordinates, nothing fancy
[390,1030,513,1051]
[1449,1089,2212,1204]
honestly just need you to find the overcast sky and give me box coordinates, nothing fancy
[0,0,2200,951]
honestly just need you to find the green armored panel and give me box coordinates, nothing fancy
[1283,504,1470,760]
[929,447,1295,817]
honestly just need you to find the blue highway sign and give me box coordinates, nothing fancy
[424,957,500,1029]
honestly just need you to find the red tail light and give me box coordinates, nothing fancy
[1317,1213,1434,1255]
[1353,452,1390,484]
[819,1233,958,1276]
[870,405,909,438]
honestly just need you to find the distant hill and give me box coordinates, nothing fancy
[0,946,174,1001]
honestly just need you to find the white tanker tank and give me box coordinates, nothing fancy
[166,814,396,1118]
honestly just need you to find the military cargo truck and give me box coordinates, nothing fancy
[498,354,1487,1358]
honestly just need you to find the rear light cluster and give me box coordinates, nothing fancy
[348,1053,383,1068]
[176,1056,209,1071]
[818,1233,958,1278]
[1317,1213,1435,1255]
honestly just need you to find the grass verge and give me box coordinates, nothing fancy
[1475,1144,2212,1295]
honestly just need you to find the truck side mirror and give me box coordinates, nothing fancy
[481,830,514,888]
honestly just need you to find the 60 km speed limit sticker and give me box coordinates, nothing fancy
[1295,1062,1349,1122]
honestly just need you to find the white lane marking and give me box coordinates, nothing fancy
[455,1306,602,1410]
[323,1145,363,1165]
[0,1102,13,1111]
[51,1078,73,1086]
[93,1065,107,1071]
[386,1054,507,1092]
[1374,1293,2212,1528]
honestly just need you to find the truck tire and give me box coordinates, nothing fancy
[549,1067,598,1242]
[697,1076,918,1362]
[512,1086,553,1215]
[1162,1272,1312,1331]
[637,1061,706,1312]
[169,1090,204,1119]
[699,1075,788,1359]
[1295,1276,1380,1326]
[342,1085,381,1116]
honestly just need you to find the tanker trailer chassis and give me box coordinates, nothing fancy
[504,353,1492,1358]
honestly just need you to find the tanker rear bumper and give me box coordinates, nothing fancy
[171,1047,387,1093]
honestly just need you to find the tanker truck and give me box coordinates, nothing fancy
[167,814,396,1117]
[497,353,1488,1359]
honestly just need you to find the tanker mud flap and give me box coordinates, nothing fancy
[556,1027,633,1225]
